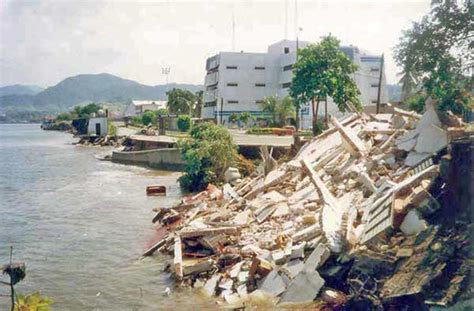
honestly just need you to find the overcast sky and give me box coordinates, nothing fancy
[0,0,430,88]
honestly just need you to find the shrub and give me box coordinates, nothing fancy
[142,111,157,126]
[312,119,326,136]
[108,120,117,137]
[177,115,191,132]
[56,112,71,121]
[405,93,427,113]
[178,122,237,191]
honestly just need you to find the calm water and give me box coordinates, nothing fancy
[0,124,214,310]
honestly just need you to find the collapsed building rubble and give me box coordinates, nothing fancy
[145,98,472,308]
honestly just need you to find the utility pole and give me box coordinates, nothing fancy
[161,66,170,94]
[220,98,224,125]
[376,54,384,114]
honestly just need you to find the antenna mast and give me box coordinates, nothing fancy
[284,0,288,39]
[232,11,236,51]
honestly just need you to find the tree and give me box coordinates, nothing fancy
[177,115,191,132]
[262,95,296,127]
[56,112,71,121]
[238,111,255,128]
[166,88,196,115]
[290,35,361,134]
[394,0,473,114]
[141,111,156,126]
[178,122,237,191]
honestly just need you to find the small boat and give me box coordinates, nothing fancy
[146,185,166,196]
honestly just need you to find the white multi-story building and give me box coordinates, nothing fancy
[202,40,388,128]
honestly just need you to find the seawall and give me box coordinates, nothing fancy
[112,148,185,171]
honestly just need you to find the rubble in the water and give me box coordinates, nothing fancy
[145,99,473,309]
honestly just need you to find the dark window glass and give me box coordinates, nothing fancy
[283,64,293,71]
[227,83,238,87]
[255,83,266,87]
[255,66,265,70]
[284,47,290,54]
[282,82,291,88]
[228,100,239,104]
[226,66,238,69]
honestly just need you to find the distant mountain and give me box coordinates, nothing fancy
[0,73,203,122]
[387,84,402,102]
[0,84,44,96]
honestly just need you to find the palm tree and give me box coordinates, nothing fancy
[262,95,295,127]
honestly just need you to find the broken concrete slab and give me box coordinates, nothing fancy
[259,269,287,297]
[400,209,427,235]
[279,269,325,305]
[282,259,305,279]
[330,116,368,157]
[304,244,331,271]
[415,124,448,154]
[202,274,221,297]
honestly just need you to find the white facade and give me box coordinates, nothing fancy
[202,40,388,128]
[87,117,108,137]
[125,100,167,117]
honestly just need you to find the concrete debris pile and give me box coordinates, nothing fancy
[77,135,124,147]
[145,99,472,308]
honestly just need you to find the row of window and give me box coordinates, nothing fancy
[224,65,293,71]
[226,83,266,87]
[226,65,266,70]
[225,100,265,104]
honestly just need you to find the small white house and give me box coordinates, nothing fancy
[125,100,167,117]
[87,117,108,137]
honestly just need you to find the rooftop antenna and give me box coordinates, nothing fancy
[294,0,298,40]
[232,10,236,51]
[284,0,289,39]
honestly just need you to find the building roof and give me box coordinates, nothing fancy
[131,100,167,107]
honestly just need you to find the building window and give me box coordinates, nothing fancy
[206,84,217,91]
[228,100,239,104]
[227,83,238,87]
[370,68,380,72]
[283,64,293,71]
[256,100,264,104]
[371,84,380,88]
[371,100,378,104]
[282,82,292,88]
[204,101,217,107]
[284,47,290,54]
[255,66,265,70]
[255,83,266,87]
[226,66,238,69]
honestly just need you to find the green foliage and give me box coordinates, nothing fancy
[166,88,196,115]
[394,0,473,114]
[15,292,54,311]
[238,111,255,127]
[261,95,296,127]
[130,116,142,126]
[108,120,117,137]
[154,108,169,116]
[290,34,361,123]
[405,93,427,113]
[141,111,157,126]
[312,119,327,136]
[178,122,237,192]
[247,127,273,135]
[177,115,191,132]
[56,112,71,121]
[228,113,240,124]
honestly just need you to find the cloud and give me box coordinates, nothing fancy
[0,0,430,87]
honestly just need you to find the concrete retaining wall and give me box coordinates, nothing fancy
[112,148,185,171]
